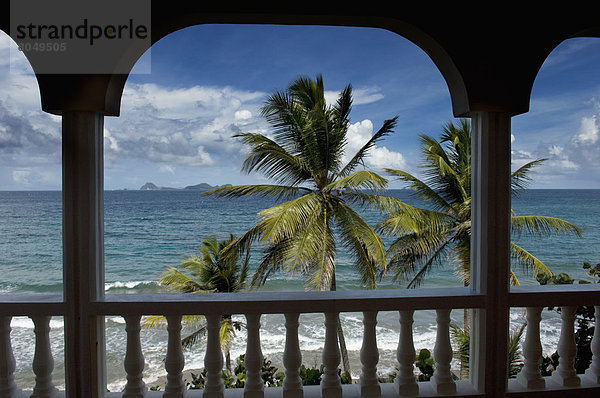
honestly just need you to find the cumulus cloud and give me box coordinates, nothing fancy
[574,115,598,144]
[511,100,600,186]
[104,82,267,169]
[344,119,407,171]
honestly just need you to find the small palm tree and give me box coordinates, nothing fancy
[380,119,583,288]
[205,75,399,374]
[142,234,249,371]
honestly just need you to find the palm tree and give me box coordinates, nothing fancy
[379,119,583,288]
[205,75,399,374]
[141,234,249,371]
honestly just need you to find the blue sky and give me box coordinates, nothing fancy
[1,24,599,190]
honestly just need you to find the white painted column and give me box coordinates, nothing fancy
[394,310,418,396]
[30,316,58,398]
[359,311,380,398]
[470,112,511,396]
[203,314,225,398]
[244,314,264,398]
[551,306,580,387]
[516,307,545,389]
[585,306,600,383]
[62,111,106,398]
[283,313,303,398]
[0,317,20,398]
[123,315,147,397]
[430,309,455,394]
[321,312,342,398]
[164,315,186,397]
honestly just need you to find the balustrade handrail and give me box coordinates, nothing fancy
[94,287,484,315]
[1,283,600,318]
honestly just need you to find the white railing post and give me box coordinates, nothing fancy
[516,307,545,389]
[123,315,147,397]
[585,305,600,383]
[360,311,380,398]
[244,314,264,398]
[321,312,342,398]
[0,317,20,398]
[204,314,225,398]
[30,316,58,398]
[164,315,186,397]
[551,306,580,387]
[283,313,303,398]
[430,309,455,394]
[394,310,418,396]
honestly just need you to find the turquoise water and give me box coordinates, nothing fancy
[1,189,598,389]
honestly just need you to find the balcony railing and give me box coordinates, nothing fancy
[1,284,599,398]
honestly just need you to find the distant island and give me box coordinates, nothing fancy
[140,182,231,191]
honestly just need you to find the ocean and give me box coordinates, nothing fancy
[1,189,598,390]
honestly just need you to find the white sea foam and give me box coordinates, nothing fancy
[105,280,156,290]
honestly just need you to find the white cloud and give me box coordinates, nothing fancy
[574,115,598,144]
[235,109,252,120]
[344,120,407,171]
[12,169,31,185]
[324,86,384,107]
[159,164,175,174]
[103,82,268,169]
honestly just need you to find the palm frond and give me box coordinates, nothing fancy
[141,315,167,328]
[510,242,553,280]
[386,231,452,288]
[232,133,312,186]
[385,168,451,211]
[181,326,207,349]
[158,266,209,293]
[257,192,323,244]
[326,170,388,193]
[511,215,583,239]
[337,116,398,177]
[332,199,386,288]
[203,184,311,200]
[511,159,546,198]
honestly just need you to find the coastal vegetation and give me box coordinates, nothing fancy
[142,234,250,371]
[144,79,586,383]
[379,119,583,288]
[205,74,400,374]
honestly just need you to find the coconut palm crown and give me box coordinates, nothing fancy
[380,119,583,288]
[205,75,399,291]
[142,234,249,371]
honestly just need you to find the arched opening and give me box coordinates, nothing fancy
[509,37,600,376]
[0,29,65,389]
[102,23,456,389]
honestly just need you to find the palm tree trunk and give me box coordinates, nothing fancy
[337,314,351,375]
[461,280,470,379]
[330,275,351,375]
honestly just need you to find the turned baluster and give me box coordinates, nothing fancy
[585,306,600,383]
[204,314,225,398]
[0,317,20,398]
[244,314,264,398]
[30,316,58,398]
[164,315,186,397]
[283,313,303,398]
[394,310,418,396]
[551,306,580,387]
[430,309,456,394]
[359,311,380,398]
[123,315,147,397]
[321,312,342,398]
[516,307,545,389]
